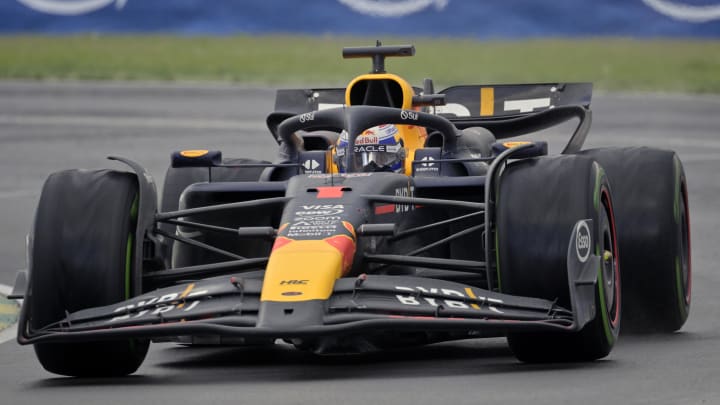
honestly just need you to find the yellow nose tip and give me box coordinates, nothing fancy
[261,240,345,302]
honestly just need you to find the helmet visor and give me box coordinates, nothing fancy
[353,143,404,171]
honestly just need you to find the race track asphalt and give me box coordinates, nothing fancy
[0,81,718,404]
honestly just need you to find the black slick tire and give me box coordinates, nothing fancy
[579,147,691,333]
[496,155,621,362]
[29,169,149,377]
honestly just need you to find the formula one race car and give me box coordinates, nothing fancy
[10,43,691,377]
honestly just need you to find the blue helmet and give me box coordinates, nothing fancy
[336,125,405,173]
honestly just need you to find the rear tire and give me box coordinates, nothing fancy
[496,155,621,362]
[579,147,691,333]
[29,169,149,377]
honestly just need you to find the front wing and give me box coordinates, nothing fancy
[18,221,599,344]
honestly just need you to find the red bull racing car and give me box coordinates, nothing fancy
[10,43,691,376]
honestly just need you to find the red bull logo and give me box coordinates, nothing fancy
[356,135,379,145]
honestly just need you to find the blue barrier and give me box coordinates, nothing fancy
[1,0,719,37]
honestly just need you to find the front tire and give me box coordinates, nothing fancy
[29,169,149,377]
[580,147,691,333]
[496,155,621,362]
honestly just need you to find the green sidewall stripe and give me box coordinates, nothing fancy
[126,192,139,352]
[125,193,139,301]
[672,157,688,318]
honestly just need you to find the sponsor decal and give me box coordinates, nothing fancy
[356,135,379,145]
[280,279,308,285]
[415,155,439,174]
[299,112,315,123]
[296,204,344,216]
[307,173,373,179]
[400,110,419,120]
[394,185,414,213]
[503,97,552,113]
[287,205,345,238]
[302,159,322,173]
[109,286,207,323]
[353,143,401,154]
[434,103,472,117]
[394,286,504,313]
[576,220,592,263]
[17,0,126,16]
[354,144,388,153]
[419,156,435,167]
[337,0,449,18]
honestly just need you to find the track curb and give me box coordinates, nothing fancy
[0,284,19,345]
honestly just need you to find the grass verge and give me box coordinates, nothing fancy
[0,35,719,93]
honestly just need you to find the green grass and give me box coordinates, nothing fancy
[1,35,719,93]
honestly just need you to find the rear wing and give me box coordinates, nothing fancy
[273,83,592,118]
[269,83,593,153]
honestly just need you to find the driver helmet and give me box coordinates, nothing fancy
[336,125,405,173]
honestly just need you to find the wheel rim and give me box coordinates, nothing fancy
[601,188,621,328]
